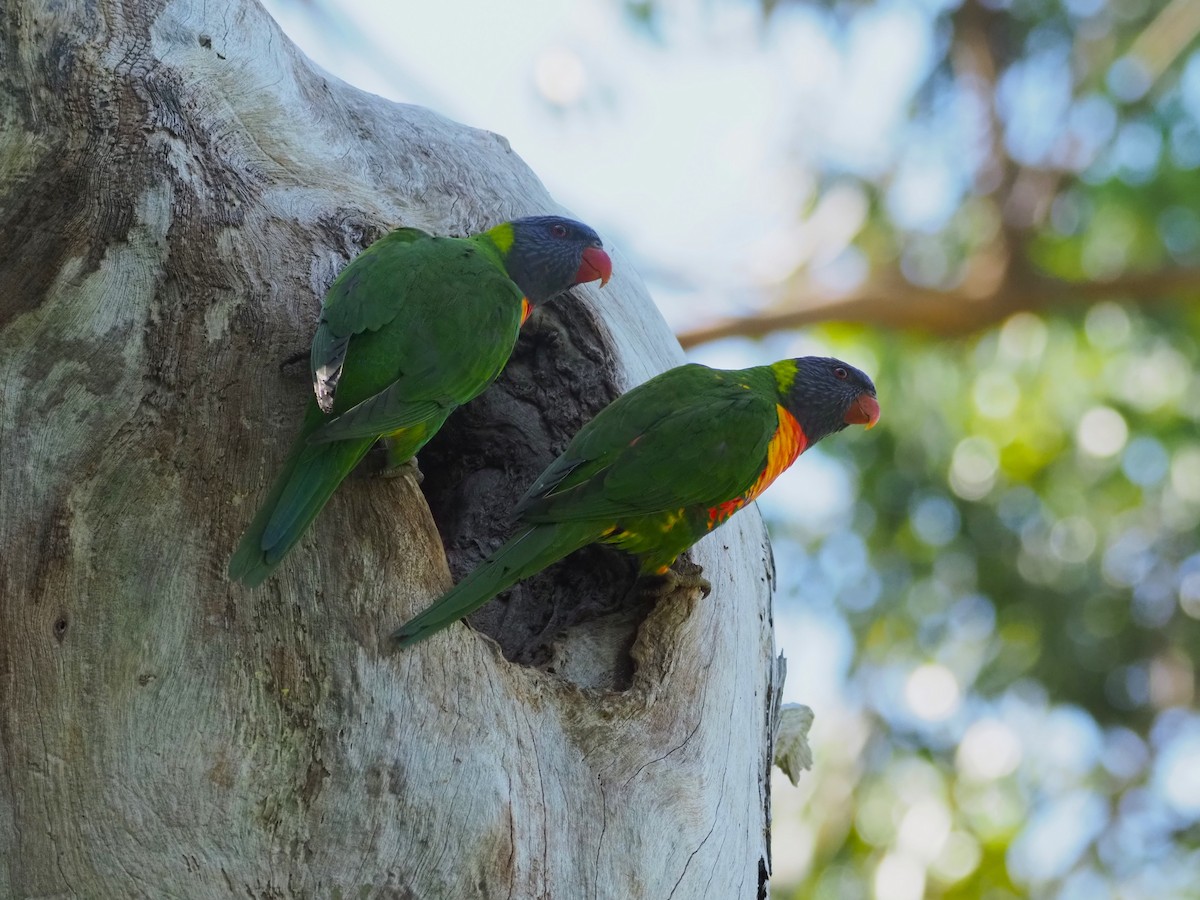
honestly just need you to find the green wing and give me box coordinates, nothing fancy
[311,227,430,412]
[307,229,525,441]
[230,228,526,586]
[516,364,780,523]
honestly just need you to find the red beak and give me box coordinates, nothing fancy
[844,393,880,429]
[574,246,612,288]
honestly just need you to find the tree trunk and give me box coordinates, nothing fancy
[0,1,780,896]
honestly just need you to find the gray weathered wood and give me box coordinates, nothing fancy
[0,0,780,896]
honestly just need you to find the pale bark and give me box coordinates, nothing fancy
[0,1,780,897]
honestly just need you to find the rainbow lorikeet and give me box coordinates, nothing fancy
[229,216,613,587]
[392,356,879,647]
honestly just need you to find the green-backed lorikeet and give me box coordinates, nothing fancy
[229,216,613,587]
[392,356,879,647]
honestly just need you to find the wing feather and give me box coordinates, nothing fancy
[310,227,430,410]
[306,228,525,436]
[517,365,780,523]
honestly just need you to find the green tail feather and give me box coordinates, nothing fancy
[228,415,374,588]
[392,521,603,649]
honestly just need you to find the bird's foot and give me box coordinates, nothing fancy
[380,453,424,484]
[640,559,711,600]
[370,434,424,482]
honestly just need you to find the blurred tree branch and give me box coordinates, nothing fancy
[677,266,1200,346]
[679,0,1200,349]
[1129,0,1200,84]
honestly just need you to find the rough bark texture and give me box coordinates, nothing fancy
[0,1,780,897]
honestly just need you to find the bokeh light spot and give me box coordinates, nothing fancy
[1155,730,1200,818]
[1076,407,1128,458]
[874,851,925,900]
[929,830,982,886]
[1049,516,1097,564]
[1121,436,1170,487]
[973,370,1020,419]
[950,436,999,500]
[1102,527,1154,588]
[1113,120,1162,184]
[1170,446,1200,501]
[998,312,1048,365]
[1180,570,1200,619]
[855,783,899,847]
[1106,663,1151,710]
[1107,56,1152,103]
[905,664,961,722]
[1100,727,1149,781]
[1082,212,1136,279]
[1063,0,1106,17]
[958,781,1026,841]
[898,798,951,862]
[957,718,1023,780]
[1083,302,1131,349]
[1115,344,1189,412]
[909,494,960,547]
[1158,206,1200,259]
[1149,652,1194,709]
[534,47,587,107]
[1008,790,1108,884]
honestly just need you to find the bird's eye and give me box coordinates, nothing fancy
[833,366,848,380]
[551,223,568,238]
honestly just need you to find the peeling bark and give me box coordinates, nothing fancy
[0,1,780,896]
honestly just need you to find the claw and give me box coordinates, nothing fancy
[381,454,423,484]
[641,559,711,600]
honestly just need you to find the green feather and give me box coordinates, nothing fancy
[229,407,376,587]
[392,358,877,647]
[230,216,610,587]
[516,364,779,521]
[391,522,603,648]
[229,230,524,587]
[393,364,785,646]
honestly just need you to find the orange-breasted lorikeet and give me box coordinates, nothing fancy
[392,356,879,647]
[229,216,612,587]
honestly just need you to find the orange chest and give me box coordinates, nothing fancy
[748,405,807,501]
[707,405,808,527]
[520,297,533,326]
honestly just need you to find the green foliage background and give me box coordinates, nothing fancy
[770,302,1200,898]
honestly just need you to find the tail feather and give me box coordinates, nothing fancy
[392,522,602,648]
[228,431,373,588]
[260,440,373,555]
